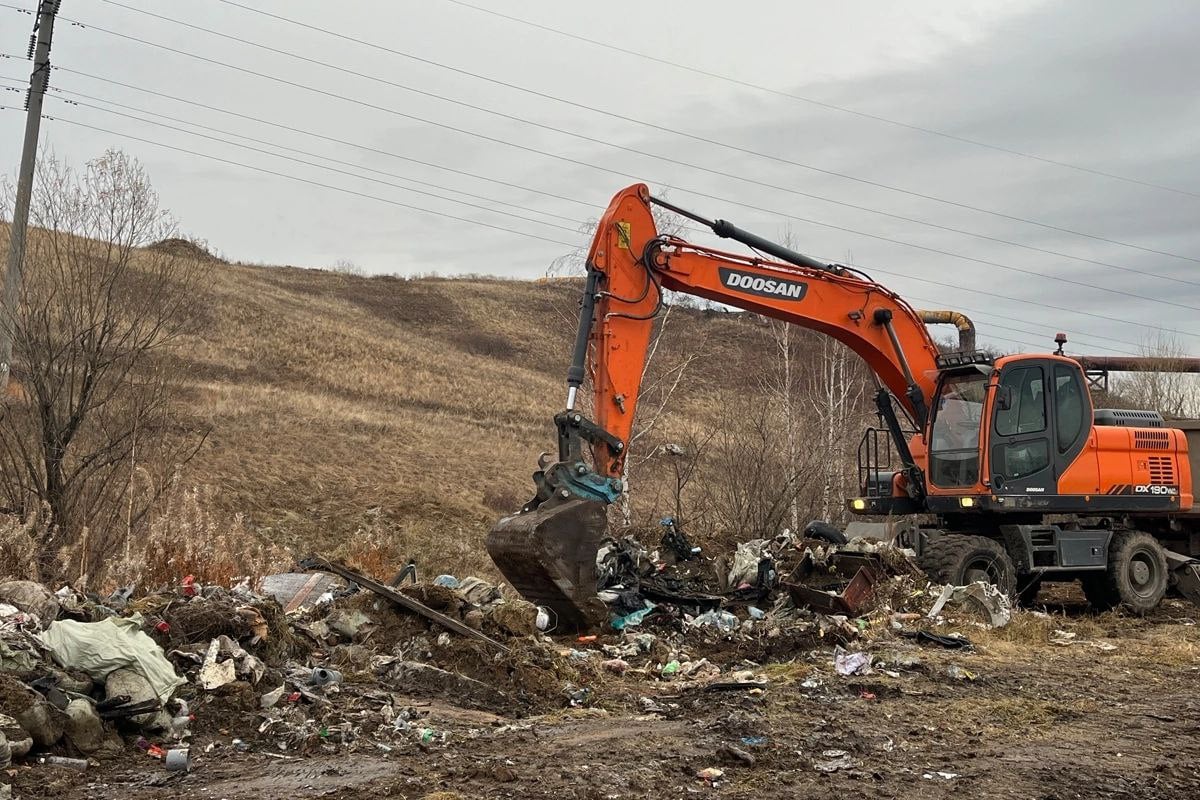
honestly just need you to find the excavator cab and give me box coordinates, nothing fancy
[898,354,1097,508]
[900,351,1188,519]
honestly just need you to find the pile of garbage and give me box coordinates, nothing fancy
[0,562,586,783]
[0,522,1018,791]
[558,518,1018,689]
[592,518,935,642]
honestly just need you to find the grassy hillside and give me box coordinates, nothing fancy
[173,261,775,577]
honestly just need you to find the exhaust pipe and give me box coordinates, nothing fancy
[919,310,976,353]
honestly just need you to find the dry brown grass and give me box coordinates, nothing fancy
[965,605,1200,670]
[0,234,860,584]
[116,480,290,590]
[761,660,814,685]
[0,229,783,584]
[0,507,46,579]
[159,263,774,579]
[971,610,1106,654]
[937,696,1101,737]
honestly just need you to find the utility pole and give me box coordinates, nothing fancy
[1,0,59,392]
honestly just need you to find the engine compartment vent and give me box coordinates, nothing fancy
[1133,430,1172,449]
[1148,456,1175,485]
[1094,409,1165,428]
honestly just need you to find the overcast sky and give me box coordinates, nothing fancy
[1,0,1198,356]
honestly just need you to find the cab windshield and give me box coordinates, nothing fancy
[929,372,987,488]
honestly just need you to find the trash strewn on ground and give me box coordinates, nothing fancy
[0,521,1149,800]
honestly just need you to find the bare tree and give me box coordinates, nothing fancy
[703,397,817,544]
[758,237,875,526]
[1115,333,1200,418]
[758,227,806,532]
[0,150,209,582]
[803,337,871,520]
[616,304,707,526]
[660,429,715,529]
[330,258,362,276]
[762,316,800,531]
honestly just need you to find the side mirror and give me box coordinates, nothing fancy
[996,385,1013,411]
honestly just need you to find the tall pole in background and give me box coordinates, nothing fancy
[1,0,59,392]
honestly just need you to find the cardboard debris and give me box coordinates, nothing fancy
[197,639,236,690]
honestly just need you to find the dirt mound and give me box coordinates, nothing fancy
[147,237,224,262]
[429,636,585,713]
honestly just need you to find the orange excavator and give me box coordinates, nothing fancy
[487,183,1200,628]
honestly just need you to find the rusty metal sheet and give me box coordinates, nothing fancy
[784,566,878,615]
[827,552,885,580]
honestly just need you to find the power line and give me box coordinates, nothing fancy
[836,253,1184,342]
[2,108,582,249]
[85,1,1200,272]
[17,93,1186,345]
[31,32,1200,328]
[52,70,1200,324]
[0,101,1141,355]
[206,0,1200,288]
[435,0,1200,202]
[0,92,1167,346]
[54,67,604,212]
[22,85,588,233]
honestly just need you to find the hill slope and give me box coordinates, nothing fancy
[176,263,776,576]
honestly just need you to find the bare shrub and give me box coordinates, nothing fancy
[702,398,818,546]
[330,258,363,276]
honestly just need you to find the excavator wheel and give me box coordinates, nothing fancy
[485,497,610,632]
[1080,530,1168,615]
[920,534,1017,596]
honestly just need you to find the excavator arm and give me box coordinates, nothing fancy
[578,183,941,480]
[488,184,947,629]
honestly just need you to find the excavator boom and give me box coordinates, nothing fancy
[488,184,946,628]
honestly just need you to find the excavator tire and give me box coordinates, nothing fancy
[485,497,610,632]
[920,534,1017,596]
[1080,530,1168,615]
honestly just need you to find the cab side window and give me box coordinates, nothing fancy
[1054,366,1085,453]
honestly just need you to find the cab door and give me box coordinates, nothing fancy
[988,361,1055,494]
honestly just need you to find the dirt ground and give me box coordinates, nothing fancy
[12,586,1200,800]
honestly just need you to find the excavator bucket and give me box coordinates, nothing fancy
[485,498,610,631]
